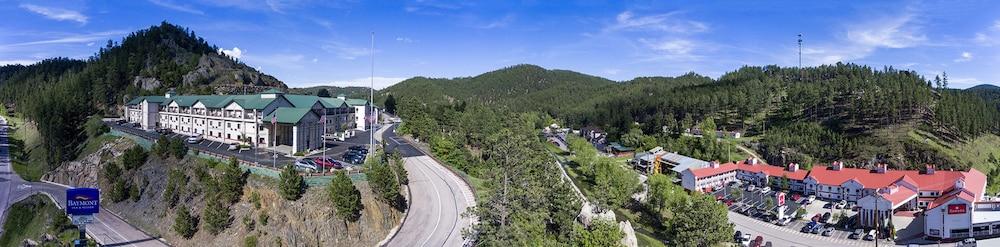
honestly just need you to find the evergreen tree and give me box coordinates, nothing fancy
[173,205,197,239]
[384,94,397,114]
[316,88,331,97]
[278,165,305,201]
[570,219,624,247]
[667,194,733,246]
[202,195,231,235]
[217,157,246,204]
[328,171,363,221]
[366,150,404,209]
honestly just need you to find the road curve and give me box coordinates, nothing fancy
[383,124,476,247]
[0,116,167,246]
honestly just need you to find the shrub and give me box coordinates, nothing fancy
[108,180,129,203]
[250,191,261,209]
[243,235,258,247]
[102,162,122,182]
[328,171,363,221]
[169,138,187,159]
[84,115,109,138]
[258,212,269,226]
[121,145,148,170]
[173,205,197,239]
[278,165,304,201]
[164,169,187,208]
[202,195,231,235]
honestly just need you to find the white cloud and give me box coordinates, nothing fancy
[242,53,305,70]
[311,58,318,63]
[20,4,88,24]
[299,76,408,89]
[86,42,95,46]
[606,11,708,33]
[477,14,515,29]
[954,51,972,62]
[0,31,124,48]
[321,42,370,60]
[148,0,205,15]
[0,60,38,66]
[798,11,926,66]
[603,69,621,75]
[218,47,244,59]
[638,38,703,61]
[395,37,414,43]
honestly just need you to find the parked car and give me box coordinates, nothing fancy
[791,193,801,202]
[836,200,848,209]
[811,214,821,222]
[156,128,172,134]
[821,212,832,223]
[185,135,203,144]
[115,119,127,125]
[849,229,864,239]
[733,231,743,242]
[228,143,239,151]
[763,241,772,247]
[740,234,751,247]
[806,195,816,204]
[810,225,823,234]
[821,227,834,236]
[746,184,756,192]
[751,236,763,247]
[294,158,319,172]
[777,217,792,226]
[314,157,343,169]
[863,230,876,241]
[760,187,771,194]
[960,238,977,247]
[823,202,834,209]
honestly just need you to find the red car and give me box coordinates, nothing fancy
[313,157,343,170]
[811,214,822,222]
[716,195,724,201]
[791,194,801,202]
[751,236,764,247]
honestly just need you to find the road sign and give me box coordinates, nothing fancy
[71,215,94,225]
[66,188,100,216]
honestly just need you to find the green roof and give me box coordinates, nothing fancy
[346,99,369,106]
[261,88,285,94]
[319,97,347,108]
[265,107,315,124]
[125,96,168,105]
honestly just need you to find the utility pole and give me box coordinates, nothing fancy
[797,33,803,68]
[369,31,376,159]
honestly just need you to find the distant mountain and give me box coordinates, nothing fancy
[289,85,371,99]
[381,64,618,118]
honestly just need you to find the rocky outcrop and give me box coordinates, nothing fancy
[619,220,638,247]
[182,54,285,88]
[42,137,135,187]
[133,76,163,91]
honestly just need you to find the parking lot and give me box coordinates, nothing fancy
[107,121,375,170]
[713,183,894,246]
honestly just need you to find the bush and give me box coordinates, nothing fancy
[243,235,258,247]
[154,136,171,158]
[163,169,187,208]
[242,215,255,231]
[202,196,231,235]
[129,182,141,202]
[169,138,187,159]
[366,151,405,209]
[258,212,269,226]
[250,191,261,209]
[121,145,148,170]
[102,162,122,182]
[217,158,246,204]
[173,205,197,239]
[84,115,109,138]
[328,171,363,221]
[108,180,129,203]
[278,165,304,201]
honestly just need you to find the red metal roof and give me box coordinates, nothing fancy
[688,161,741,177]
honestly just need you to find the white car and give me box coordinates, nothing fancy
[185,135,203,144]
[294,158,319,172]
[228,143,239,151]
[806,195,816,204]
[740,234,751,246]
[746,184,756,192]
[776,217,792,226]
[836,200,847,209]
[760,187,771,194]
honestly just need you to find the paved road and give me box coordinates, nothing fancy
[0,116,166,246]
[383,124,476,247]
[730,211,880,247]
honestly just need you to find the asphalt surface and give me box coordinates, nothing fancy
[383,124,476,247]
[0,116,166,246]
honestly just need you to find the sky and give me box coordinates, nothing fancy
[2,0,999,89]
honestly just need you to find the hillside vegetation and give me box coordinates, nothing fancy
[385,64,1000,172]
[0,22,287,173]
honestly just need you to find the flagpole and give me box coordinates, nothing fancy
[369,31,375,159]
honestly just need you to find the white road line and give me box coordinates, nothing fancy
[96,213,136,247]
[413,157,443,247]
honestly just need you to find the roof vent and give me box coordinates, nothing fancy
[787,163,799,172]
[875,164,887,174]
[955,179,965,190]
[831,161,843,171]
[165,88,176,98]
[709,161,720,168]
[925,164,935,175]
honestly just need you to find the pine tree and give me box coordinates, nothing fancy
[202,195,231,235]
[173,205,197,239]
[316,88,331,97]
[328,171,363,221]
[278,165,304,201]
[384,94,397,114]
[217,157,246,204]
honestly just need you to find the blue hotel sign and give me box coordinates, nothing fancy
[66,188,100,215]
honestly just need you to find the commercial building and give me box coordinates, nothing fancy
[124,89,371,155]
[336,94,378,131]
[681,158,996,239]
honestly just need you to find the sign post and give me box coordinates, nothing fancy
[775,192,787,220]
[66,188,100,247]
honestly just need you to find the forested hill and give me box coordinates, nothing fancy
[288,85,372,99]
[0,22,287,165]
[381,64,618,117]
[385,63,1000,171]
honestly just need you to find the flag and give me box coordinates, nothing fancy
[271,115,276,125]
[320,114,326,124]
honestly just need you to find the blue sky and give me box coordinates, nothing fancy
[2,0,999,89]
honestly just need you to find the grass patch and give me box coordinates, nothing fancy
[79,134,124,157]
[635,231,668,247]
[3,113,48,182]
[0,195,81,247]
[11,160,45,182]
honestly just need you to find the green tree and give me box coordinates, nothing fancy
[570,219,624,247]
[217,157,246,204]
[169,138,187,159]
[328,171,363,221]
[108,179,129,203]
[278,165,304,201]
[202,195,231,235]
[647,173,686,214]
[366,151,405,209]
[593,158,639,209]
[121,145,148,170]
[163,169,187,208]
[390,151,409,185]
[153,136,171,158]
[384,94,397,114]
[667,194,733,246]
[173,205,197,239]
[316,88,331,97]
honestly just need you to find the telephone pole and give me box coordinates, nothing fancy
[369,32,375,158]
[797,33,803,68]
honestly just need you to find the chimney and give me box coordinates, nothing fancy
[747,158,759,165]
[709,161,720,168]
[832,161,843,171]
[787,163,799,172]
[955,179,965,190]
[926,164,936,175]
[875,163,887,174]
